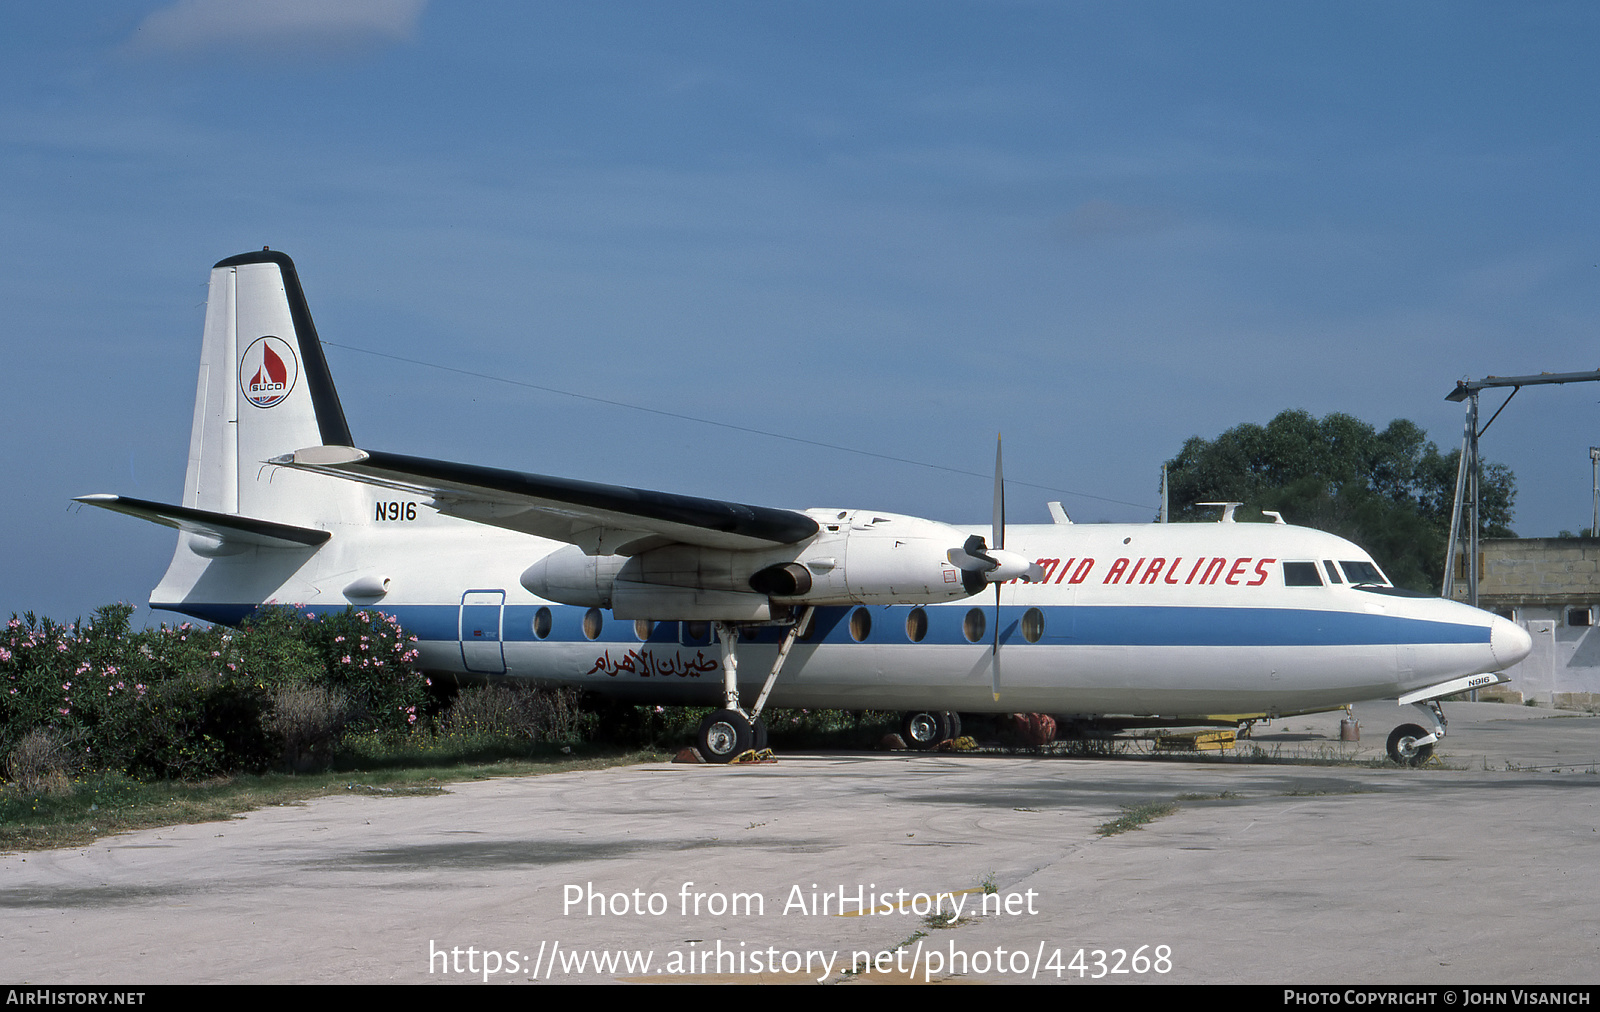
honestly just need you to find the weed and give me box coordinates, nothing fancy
[439,684,594,744]
[4,728,83,797]
[1096,801,1179,837]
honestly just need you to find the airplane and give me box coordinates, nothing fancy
[78,249,1534,766]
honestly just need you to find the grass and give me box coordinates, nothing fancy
[1096,801,1179,837]
[0,743,663,853]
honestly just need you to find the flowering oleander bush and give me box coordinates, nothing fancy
[0,604,428,783]
[242,606,427,734]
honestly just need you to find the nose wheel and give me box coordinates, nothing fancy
[1386,723,1434,766]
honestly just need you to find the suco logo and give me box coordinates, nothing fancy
[240,335,299,408]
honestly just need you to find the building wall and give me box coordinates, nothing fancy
[1449,537,1600,706]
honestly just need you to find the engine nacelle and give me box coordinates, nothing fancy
[520,509,982,619]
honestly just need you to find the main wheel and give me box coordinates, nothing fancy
[901,711,950,750]
[1386,723,1434,766]
[942,711,962,742]
[752,716,769,752]
[698,709,753,763]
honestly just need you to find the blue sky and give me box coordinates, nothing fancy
[5,2,1600,623]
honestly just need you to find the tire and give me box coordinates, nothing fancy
[752,717,769,752]
[901,711,950,749]
[942,711,962,742]
[698,709,753,763]
[1386,723,1434,766]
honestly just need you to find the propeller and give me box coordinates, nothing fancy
[991,436,1004,702]
[945,436,1044,700]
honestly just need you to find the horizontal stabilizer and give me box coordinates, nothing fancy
[75,494,330,550]
[270,446,819,555]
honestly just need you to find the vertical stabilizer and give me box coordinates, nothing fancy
[184,250,355,523]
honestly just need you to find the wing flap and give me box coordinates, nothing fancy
[269,447,819,554]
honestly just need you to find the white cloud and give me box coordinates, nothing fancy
[126,0,427,56]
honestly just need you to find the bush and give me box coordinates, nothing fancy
[267,685,351,772]
[5,728,82,797]
[288,608,428,734]
[440,685,594,744]
[1,604,431,782]
[108,673,276,780]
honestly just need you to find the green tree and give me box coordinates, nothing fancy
[1164,410,1515,591]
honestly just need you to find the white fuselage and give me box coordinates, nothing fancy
[150,508,1527,719]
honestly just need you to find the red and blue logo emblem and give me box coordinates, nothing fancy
[239,336,298,408]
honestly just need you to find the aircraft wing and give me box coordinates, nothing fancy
[74,494,330,549]
[270,446,820,555]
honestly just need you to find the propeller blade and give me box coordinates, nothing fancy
[948,533,995,572]
[991,582,1002,701]
[991,435,1004,700]
[993,434,1005,551]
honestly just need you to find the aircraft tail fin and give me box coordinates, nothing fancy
[185,250,354,521]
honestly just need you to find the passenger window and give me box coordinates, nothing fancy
[1283,562,1323,587]
[963,608,987,643]
[849,607,872,642]
[906,607,928,643]
[1021,607,1044,643]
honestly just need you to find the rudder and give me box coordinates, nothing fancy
[184,250,354,522]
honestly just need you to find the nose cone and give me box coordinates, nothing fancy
[1490,615,1533,669]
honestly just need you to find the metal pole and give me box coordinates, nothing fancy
[1468,391,1480,610]
[1590,447,1599,536]
[1442,414,1471,599]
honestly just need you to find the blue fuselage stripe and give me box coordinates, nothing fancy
[161,602,1488,649]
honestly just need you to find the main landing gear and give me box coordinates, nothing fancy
[696,609,811,764]
[900,710,962,749]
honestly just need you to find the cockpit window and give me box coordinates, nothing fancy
[1339,561,1388,586]
[1323,560,1342,584]
[1283,562,1323,587]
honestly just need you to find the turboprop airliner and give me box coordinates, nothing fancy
[78,250,1533,765]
